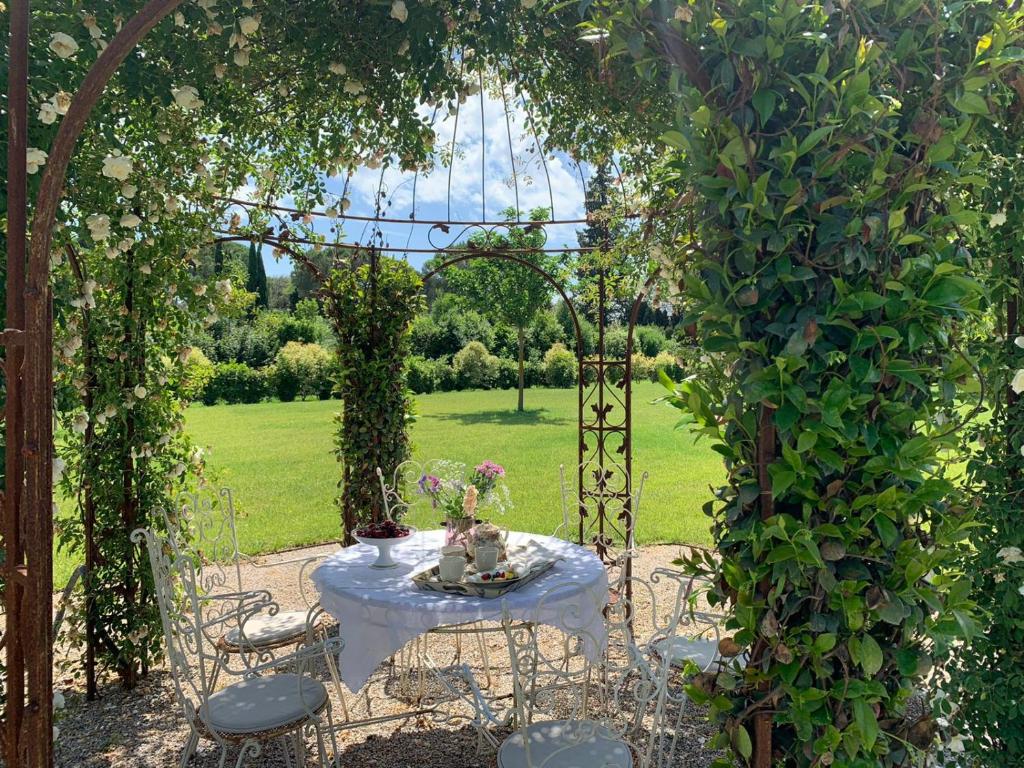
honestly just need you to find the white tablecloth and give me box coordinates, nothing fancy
[312,530,609,692]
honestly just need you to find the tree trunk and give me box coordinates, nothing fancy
[517,326,526,412]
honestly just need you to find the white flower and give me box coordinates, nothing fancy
[239,15,260,35]
[134,385,148,400]
[26,147,47,174]
[139,263,152,275]
[998,546,1024,564]
[398,38,410,55]
[341,197,352,211]
[119,213,141,228]
[82,14,102,39]
[172,85,204,111]
[215,279,232,295]
[214,63,227,79]
[86,213,111,241]
[674,4,694,21]
[329,61,347,75]
[344,79,364,95]
[521,0,537,7]
[325,206,339,219]
[72,412,89,435]
[1012,369,1024,395]
[53,691,66,710]
[52,457,67,485]
[53,91,71,114]
[233,48,250,66]
[228,31,248,48]
[102,154,133,181]
[169,462,186,479]
[947,736,965,754]
[121,183,137,199]
[195,284,208,297]
[49,32,79,58]
[53,726,60,742]
[390,0,408,22]
[990,211,1007,228]
[38,101,58,125]
[1018,443,1024,458]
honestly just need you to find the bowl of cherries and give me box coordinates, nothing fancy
[353,520,416,569]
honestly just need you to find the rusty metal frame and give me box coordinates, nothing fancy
[2,2,654,763]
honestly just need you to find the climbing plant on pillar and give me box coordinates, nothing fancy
[591,1,1021,766]
[321,253,424,541]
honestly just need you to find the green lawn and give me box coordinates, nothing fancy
[55,383,723,585]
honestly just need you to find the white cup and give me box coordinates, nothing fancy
[439,555,467,582]
[474,545,499,572]
[441,544,466,558]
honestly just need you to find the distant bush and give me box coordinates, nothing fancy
[524,360,545,388]
[202,362,268,405]
[635,325,669,357]
[272,341,333,402]
[651,350,683,382]
[604,325,629,359]
[495,357,520,390]
[181,348,215,402]
[528,311,565,360]
[408,356,449,394]
[544,343,577,388]
[453,341,499,389]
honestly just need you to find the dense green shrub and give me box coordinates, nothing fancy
[453,341,499,389]
[411,300,494,359]
[181,348,215,402]
[494,357,520,390]
[604,325,628,360]
[202,362,267,405]
[528,311,565,360]
[651,351,683,382]
[272,341,333,402]
[203,318,279,368]
[407,355,448,394]
[543,343,577,388]
[524,360,545,388]
[634,325,668,357]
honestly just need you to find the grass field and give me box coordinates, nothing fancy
[55,382,723,584]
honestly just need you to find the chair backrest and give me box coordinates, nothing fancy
[165,487,243,594]
[131,526,218,723]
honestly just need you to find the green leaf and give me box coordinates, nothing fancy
[752,90,777,124]
[661,130,689,151]
[853,699,880,751]
[860,635,884,676]
[953,92,989,115]
[733,724,753,759]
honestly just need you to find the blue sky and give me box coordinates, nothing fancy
[238,90,597,278]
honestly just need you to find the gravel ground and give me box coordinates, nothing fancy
[53,542,724,768]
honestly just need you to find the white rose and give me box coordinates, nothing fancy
[674,4,694,21]
[329,61,346,75]
[390,0,408,22]
[214,63,227,79]
[38,101,58,125]
[49,32,80,59]
[174,11,185,27]
[119,213,141,228]
[72,412,89,435]
[102,154,133,181]
[134,385,148,399]
[234,48,250,66]
[325,206,339,219]
[344,79,364,95]
[947,736,965,754]
[26,147,47,174]
[139,264,152,275]
[1015,336,1024,349]
[990,211,1007,228]
[341,197,351,211]
[121,183,137,199]
[998,546,1024,564]
[521,0,537,7]
[86,213,111,241]
[239,15,260,35]
[398,39,410,55]
[52,457,67,485]
[53,91,72,114]
[172,85,204,111]
[215,279,232,295]
[1012,369,1024,394]
[195,284,208,297]
[228,31,248,48]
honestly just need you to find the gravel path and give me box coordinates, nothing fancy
[53,542,723,768]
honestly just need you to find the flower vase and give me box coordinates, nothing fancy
[444,516,475,549]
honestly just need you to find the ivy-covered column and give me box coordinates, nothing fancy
[596,2,1017,766]
[322,253,424,541]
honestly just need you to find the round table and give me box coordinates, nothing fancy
[312,529,609,692]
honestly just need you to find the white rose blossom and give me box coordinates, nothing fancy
[391,0,408,22]
[86,213,111,241]
[234,48,250,67]
[998,546,1024,564]
[329,61,346,75]
[72,412,89,435]
[344,79,364,95]
[239,15,260,35]
[119,213,141,229]
[990,210,1008,228]
[26,147,47,174]
[52,457,67,486]
[49,32,80,58]
[134,385,148,400]
[172,85,204,111]
[214,63,227,79]
[1012,369,1024,395]
[102,153,133,181]
[121,183,137,199]
[38,101,58,125]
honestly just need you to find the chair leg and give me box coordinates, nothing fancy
[321,641,350,722]
[180,730,200,768]
[233,739,261,768]
[281,735,296,768]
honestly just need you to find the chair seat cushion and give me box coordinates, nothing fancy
[652,636,719,671]
[498,720,632,768]
[199,674,327,735]
[222,610,309,650]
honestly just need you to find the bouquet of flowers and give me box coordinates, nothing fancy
[417,459,511,521]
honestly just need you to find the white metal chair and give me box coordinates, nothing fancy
[490,584,666,768]
[166,489,348,718]
[133,526,342,768]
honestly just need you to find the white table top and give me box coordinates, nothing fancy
[312,529,608,692]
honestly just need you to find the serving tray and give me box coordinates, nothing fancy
[412,560,555,598]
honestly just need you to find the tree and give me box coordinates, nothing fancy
[246,241,269,310]
[447,208,559,411]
